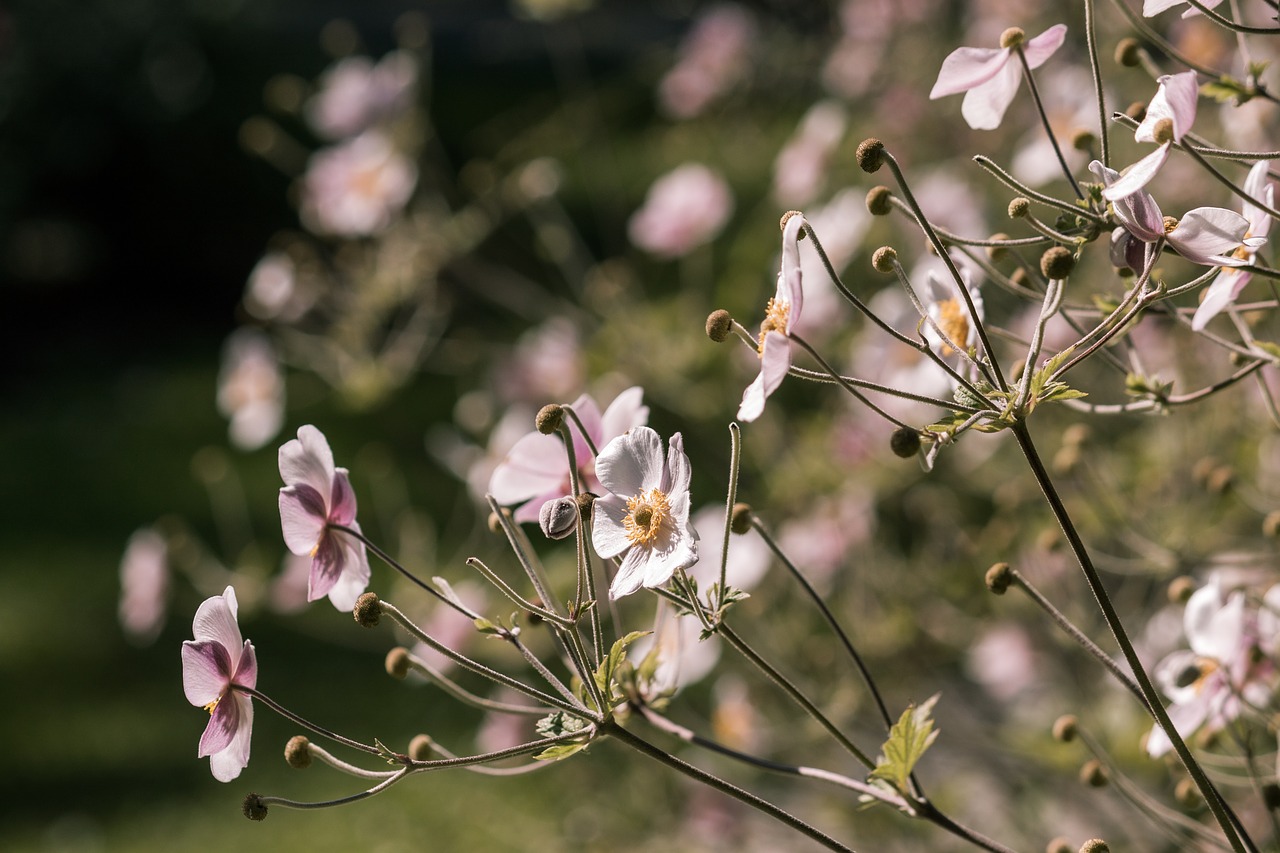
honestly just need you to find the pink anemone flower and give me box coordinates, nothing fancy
[738,212,805,422]
[181,587,257,782]
[929,24,1067,130]
[1192,160,1274,330]
[1102,71,1198,202]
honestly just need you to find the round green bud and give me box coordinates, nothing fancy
[535,403,564,435]
[1040,246,1076,280]
[985,562,1013,595]
[1115,38,1141,67]
[284,735,312,769]
[986,234,1010,262]
[385,646,412,679]
[1125,101,1147,123]
[1070,129,1096,152]
[1079,840,1110,853]
[999,27,1026,49]
[872,246,898,273]
[865,185,893,216]
[706,309,733,343]
[890,427,921,459]
[353,592,381,628]
[1079,759,1109,788]
[242,793,268,821]
[1167,576,1196,605]
[408,734,435,761]
[1008,197,1031,219]
[730,503,754,535]
[855,138,885,174]
[1052,714,1078,743]
[780,209,807,236]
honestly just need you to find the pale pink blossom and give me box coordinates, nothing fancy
[278,425,371,610]
[119,527,169,644]
[776,491,873,588]
[181,586,257,782]
[658,5,755,120]
[1102,71,1198,202]
[628,163,734,259]
[493,317,585,405]
[738,213,805,422]
[301,131,417,237]
[929,24,1068,130]
[489,387,648,523]
[217,329,284,452]
[688,504,771,593]
[244,251,314,322]
[592,426,698,599]
[1193,161,1274,330]
[630,601,721,698]
[1144,0,1225,17]
[305,51,417,140]
[771,101,847,208]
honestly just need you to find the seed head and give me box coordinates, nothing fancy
[1040,246,1076,280]
[890,427,921,459]
[985,562,1013,595]
[353,592,382,628]
[1174,778,1201,808]
[865,185,893,216]
[1115,37,1141,67]
[780,210,806,236]
[706,309,733,343]
[1071,129,1096,152]
[1167,576,1196,605]
[1079,759,1109,788]
[385,646,412,679]
[1046,839,1072,853]
[409,734,435,761]
[1052,714,1078,742]
[242,793,268,821]
[999,27,1025,49]
[1263,510,1280,537]
[1008,197,1031,219]
[535,404,564,435]
[856,138,885,173]
[986,234,1010,262]
[730,503,754,534]
[872,246,898,273]
[1079,840,1110,853]
[1125,101,1147,123]
[284,736,312,769]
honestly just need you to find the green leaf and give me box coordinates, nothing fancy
[535,710,589,739]
[533,742,590,761]
[869,694,941,794]
[1201,76,1252,106]
[1252,340,1280,360]
[473,616,503,635]
[595,630,651,700]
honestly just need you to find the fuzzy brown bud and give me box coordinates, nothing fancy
[284,735,312,769]
[1046,839,1073,853]
[1040,246,1076,280]
[1052,714,1078,743]
[1115,37,1141,67]
[408,734,435,761]
[872,246,898,273]
[1008,197,1031,219]
[385,646,412,679]
[866,185,893,216]
[1264,510,1280,538]
[730,503,754,534]
[353,592,381,628]
[999,27,1025,49]
[986,233,1010,262]
[1079,841,1110,853]
[535,403,564,435]
[242,793,268,821]
[1125,101,1147,123]
[1010,268,1029,287]
[1207,465,1234,495]
[1174,778,1201,808]
[1079,759,1109,787]
[890,427,921,459]
[1070,129,1096,152]
[985,562,1013,595]
[780,210,806,236]
[487,511,503,534]
[706,309,733,342]
[1167,576,1196,605]
[856,138,885,173]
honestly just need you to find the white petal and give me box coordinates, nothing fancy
[599,387,649,445]
[1022,24,1068,69]
[591,496,633,559]
[489,432,570,504]
[595,426,664,496]
[278,425,336,498]
[191,587,243,652]
[960,59,1022,130]
[1101,144,1170,202]
[929,46,1008,99]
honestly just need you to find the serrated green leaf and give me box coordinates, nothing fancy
[869,694,941,794]
[473,616,502,635]
[1201,76,1252,105]
[533,742,589,761]
[594,630,651,699]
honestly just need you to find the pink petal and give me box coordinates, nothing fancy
[961,58,1022,130]
[489,432,570,504]
[929,46,1007,99]
[1191,269,1250,330]
[599,387,649,445]
[279,484,328,555]
[1022,24,1068,69]
[1136,72,1197,142]
[278,425,336,498]
[1101,144,1171,202]
[232,640,258,691]
[199,689,241,758]
[736,370,768,423]
[208,693,254,782]
[1143,0,1188,14]
[190,587,242,651]
[609,544,650,599]
[329,469,358,526]
[1169,206,1249,265]
[596,426,665,496]
[307,533,346,602]
[182,640,231,707]
[592,495,633,559]
[565,392,603,461]
[779,214,806,324]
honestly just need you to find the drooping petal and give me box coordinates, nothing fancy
[596,426,665,496]
[591,495,633,559]
[1188,586,1246,661]
[1135,72,1198,143]
[1101,143,1171,202]
[1191,268,1251,330]
[307,532,346,602]
[779,214,806,325]
[326,555,370,611]
[1021,24,1068,69]
[190,587,243,651]
[1169,206,1250,265]
[279,484,329,555]
[329,469,358,526]
[208,693,254,782]
[1242,160,1274,233]
[641,533,699,590]
[960,58,1022,130]
[232,639,258,691]
[489,432,571,504]
[1143,0,1189,14]
[929,46,1008,99]
[278,425,336,499]
[182,640,232,707]
[662,433,692,499]
[737,371,769,423]
[1146,693,1210,757]
[599,387,650,445]
[609,544,651,599]
[199,689,242,758]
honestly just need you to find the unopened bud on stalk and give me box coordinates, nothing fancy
[1040,246,1075,280]
[856,138,885,173]
[780,210,806,236]
[353,592,381,628]
[1115,37,1141,67]
[539,496,579,540]
[1167,576,1196,605]
[385,646,412,679]
[243,793,268,821]
[890,427,921,458]
[1079,759,1109,787]
[409,734,435,761]
[487,511,503,534]
[284,735,312,769]
[1036,528,1061,552]
[1062,423,1090,447]
[535,404,564,435]
[1192,457,1217,487]
[1008,197,1031,219]
[999,27,1026,48]
[872,246,898,273]
[1010,268,1029,287]
[1174,778,1200,808]
[985,562,1013,594]
[1125,101,1146,123]
[1052,714,1078,742]
[986,234,1010,262]
[866,186,893,215]
[730,503,753,534]
[1079,841,1110,853]
[576,492,595,512]
[1068,130,1095,153]
[706,309,732,342]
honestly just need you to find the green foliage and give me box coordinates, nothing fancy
[869,694,941,796]
[594,630,652,709]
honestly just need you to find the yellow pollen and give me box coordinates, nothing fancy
[936,298,969,356]
[1163,215,1179,234]
[204,697,221,715]
[623,487,672,546]
[756,297,791,353]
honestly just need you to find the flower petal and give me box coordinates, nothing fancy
[591,495,633,559]
[329,469,358,526]
[641,531,699,590]
[780,213,806,325]
[279,484,328,555]
[1143,0,1188,14]
[1242,160,1274,230]
[278,425,336,498]
[208,693,254,782]
[599,387,650,445]
[190,587,243,651]
[1191,268,1250,330]
[489,432,570,505]
[307,533,346,602]
[1101,144,1171,202]
[199,688,241,758]
[929,46,1007,99]
[182,640,232,707]
[662,432,692,498]
[960,58,1022,130]
[596,426,664,496]
[736,371,769,423]
[1022,24,1068,69]
[232,639,258,691]
[609,545,650,599]
[1169,206,1250,265]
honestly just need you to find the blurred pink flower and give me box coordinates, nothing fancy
[305,51,417,140]
[658,4,755,120]
[181,586,257,782]
[688,504,771,592]
[278,425,371,610]
[776,491,873,588]
[493,317,585,405]
[301,132,417,237]
[217,329,285,452]
[119,527,169,644]
[929,24,1067,130]
[244,251,314,322]
[1102,71,1198,202]
[1192,160,1274,330]
[629,601,721,698]
[738,213,805,422]
[628,163,733,259]
[771,101,847,208]
[1144,0,1224,17]
[966,622,1038,701]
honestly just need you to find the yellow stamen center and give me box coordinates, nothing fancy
[757,297,791,353]
[1163,215,1179,234]
[624,488,671,546]
[204,697,221,715]
[936,298,969,356]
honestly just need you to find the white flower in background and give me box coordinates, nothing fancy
[658,4,755,120]
[629,600,722,699]
[244,251,314,322]
[921,263,985,373]
[738,213,805,422]
[628,163,734,259]
[301,131,417,237]
[771,100,847,208]
[1192,160,1274,330]
[217,329,285,452]
[688,504,771,593]
[305,51,417,140]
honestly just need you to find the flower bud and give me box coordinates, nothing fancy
[576,491,596,512]
[1115,37,1141,67]
[985,562,1012,595]
[408,734,435,761]
[1263,510,1280,538]
[242,793,268,821]
[385,646,412,679]
[353,592,381,628]
[865,186,893,216]
[1052,714,1078,743]
[1206,465,1234,495]
[1079,758,1108,787]
[706,309,733,343]
[999,27,1025,49]
[1070,129,1096,152]
[1040,246,1075,280]
[890,427,921,459]
[856,138,885,173]
[1167,575,1196,605]
[284,735,312,769]
[535,404,564,435]
[1046,840,1072,853]
[986,233,1010,262]
[1008,197,1031,219]
[730,502,754,534]
[539,496,579,540]
[872,246,898,273]
[1124,101,1146,123]
[780,209,806,236]
[1174,778,1200,808]
[1010,268,1029,287]
[1079,841,1109,853]
[1062,423,1090,447]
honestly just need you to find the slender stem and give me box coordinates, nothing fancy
[403,650,551,715]
[1015,47,1084,199]
[256,768,412,811]
[484,496,565,622]
[305,743,399,780]
[1184,0,1280,32]
[1106,0,1221,77]
[1182,142,1280,220]
[560,404,601,458]
[1084,0,1110,167]
[785,363,982,413]
[971,156,1107,224]
[235,686,386,758]
[556,420,604,666]
[331,524,459,613]
[1010,422,1251,853]
[789,332,914,429]
[465,557,572,628]
[717,423,742,600]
